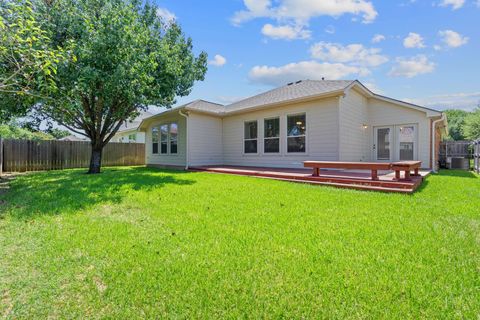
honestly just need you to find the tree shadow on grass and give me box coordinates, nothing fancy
[0,167,196,220]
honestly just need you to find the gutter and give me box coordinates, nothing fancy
[431,113,446,173]
[178,109,189,170]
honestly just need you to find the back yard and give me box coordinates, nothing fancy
[0,167,479,318]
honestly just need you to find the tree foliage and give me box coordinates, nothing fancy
[463,108,480,140]
[33,0,207,173]
[0,0,69,123]
[443,109,468,141]
[0,121,54,140]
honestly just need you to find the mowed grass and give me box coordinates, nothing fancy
[0,167,479,319]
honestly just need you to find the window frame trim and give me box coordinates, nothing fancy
[286,112,307,154]
[243,119,259,155]
[263,116,281,155]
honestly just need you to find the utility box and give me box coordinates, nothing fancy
[447,157,470,170]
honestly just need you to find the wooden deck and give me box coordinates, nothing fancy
[189,165,429,193]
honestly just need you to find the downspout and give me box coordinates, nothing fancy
[179,109,189,170]
[431,113,446,173]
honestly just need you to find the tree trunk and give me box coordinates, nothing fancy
[88,145,103,174]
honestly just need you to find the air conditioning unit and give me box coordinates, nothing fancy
[447,157,470,170]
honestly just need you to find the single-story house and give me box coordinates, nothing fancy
[138,80,447,171]
[112,111,153,143]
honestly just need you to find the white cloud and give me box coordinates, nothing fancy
[261,24,311,40]
[405,92,480,111]
[403,32,426,48]
[310,42,389,67]
[249,61,368,87]
[372,34,386,43]
[232,0,378,27]
[209,54,227,67]
[438,30,469,48]
[389,55,435,78]
[156,8,176,23]
[439,0,465,10]
[325,25,336,34]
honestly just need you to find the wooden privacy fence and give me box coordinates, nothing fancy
[474,139,480,174]
[0,138,145,173]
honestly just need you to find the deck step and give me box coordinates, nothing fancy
[256,176,414,193]
[189,167,423,193]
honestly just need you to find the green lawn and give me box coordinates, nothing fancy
[0,167,479,319]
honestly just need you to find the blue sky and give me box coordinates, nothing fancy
[155,0,480,111]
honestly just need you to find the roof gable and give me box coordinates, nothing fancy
[225,80,354,113]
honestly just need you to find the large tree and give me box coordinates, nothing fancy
[463,108,480,140]
[0,0,68,123]
[33,0,207,173]
[443,109,469,141]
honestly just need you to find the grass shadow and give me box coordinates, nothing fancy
[0,166,196,220]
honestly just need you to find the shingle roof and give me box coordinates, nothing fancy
[224,80,354,113]
[184,99,225,114]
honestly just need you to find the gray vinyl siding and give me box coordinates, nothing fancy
[188,112,223,166]
[368,97,431,168]
[222,97,340,168]
[145,113,187,167]
[338,88,370,162]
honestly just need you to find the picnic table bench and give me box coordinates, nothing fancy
[303,160,423,181]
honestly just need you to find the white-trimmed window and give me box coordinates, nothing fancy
[152,127,159,154]
[244,121,258,153]
[264,117,280,153]
[160,124,168,154]
[170,123,178,154]
[287,114,306,153]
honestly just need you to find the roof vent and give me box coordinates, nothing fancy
[295,80,302,84]
[322,77,325,80]
[287,82,294,86]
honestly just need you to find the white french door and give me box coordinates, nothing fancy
[374,126,393,161]
[373,124,418,162]
[397,125,418,161]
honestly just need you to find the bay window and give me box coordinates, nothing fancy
[152,127,159,154]
[170,123,178,154]
[160,124,168,154]
[152,122,178,155]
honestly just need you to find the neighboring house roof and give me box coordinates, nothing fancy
[225,80,354,113]
[59,135,88,142]
[116,111,154,134]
